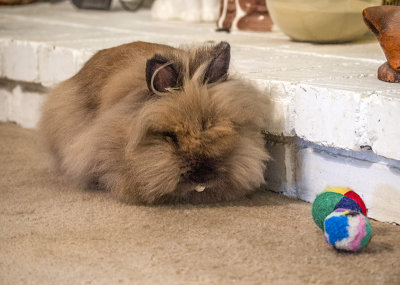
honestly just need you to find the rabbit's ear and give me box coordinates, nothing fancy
[204,42,230,84]
[146,55,179,93]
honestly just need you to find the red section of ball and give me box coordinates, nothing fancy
[344,191,368,216]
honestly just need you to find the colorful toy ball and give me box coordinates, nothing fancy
[312,186,372,252]
[312,186,367,230]
[324,209,372,252]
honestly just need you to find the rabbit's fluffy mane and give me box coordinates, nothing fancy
[40,41,270,204]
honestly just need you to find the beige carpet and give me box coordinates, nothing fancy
[0,122,399,285]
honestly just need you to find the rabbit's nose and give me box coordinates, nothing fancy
[189,163,215,184]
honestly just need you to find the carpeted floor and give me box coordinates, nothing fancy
[0,122,399,285]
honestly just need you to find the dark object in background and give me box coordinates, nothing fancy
[363,6,400,83]
[0,0,37,4]
[119,0,145,11]
[382,0,400,5]
[71,0,112,10]
[71,0,148,11]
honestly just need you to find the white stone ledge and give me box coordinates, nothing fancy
[265,136,400,224]
[297,145,400,224]
[0,81,46,129]
[1,2,399,158]
[0,38,94,87]
[255,80,400,161]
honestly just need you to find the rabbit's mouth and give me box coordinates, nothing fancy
[174,181,211,195]
[194,184,206,192]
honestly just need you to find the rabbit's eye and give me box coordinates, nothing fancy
[162,131,179,146]
[232,121,241,131]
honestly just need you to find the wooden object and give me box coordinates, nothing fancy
[363,6,400,83]
[217,0,273,32]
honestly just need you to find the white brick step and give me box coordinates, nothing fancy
[265,137,400,224]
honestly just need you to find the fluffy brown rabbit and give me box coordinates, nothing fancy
[40,41,270,204]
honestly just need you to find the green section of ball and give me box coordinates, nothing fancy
[360,216,373,249]
[312,192,344,230]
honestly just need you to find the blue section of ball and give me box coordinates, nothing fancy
[334,196,362,213]
[325,215,349,245]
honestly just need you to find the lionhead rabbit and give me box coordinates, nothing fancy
[40,41,270,204]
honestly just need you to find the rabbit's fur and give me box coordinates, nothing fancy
[40,41,270,204]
